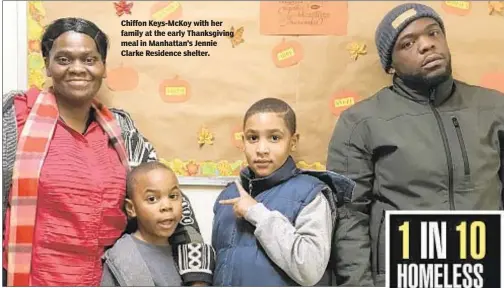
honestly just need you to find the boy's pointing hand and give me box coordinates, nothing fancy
[219,180,258,218]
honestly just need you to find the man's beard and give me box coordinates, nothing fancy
[397,57,452,88]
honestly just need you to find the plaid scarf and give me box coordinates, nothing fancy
[7,90,129,286]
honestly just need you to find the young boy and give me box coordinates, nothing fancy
[101,162,212,286]
[212,98,372,286]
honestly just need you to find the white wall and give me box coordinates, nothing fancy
[176,186,221,244]
[2,1,27,94]
[1,1,222,245]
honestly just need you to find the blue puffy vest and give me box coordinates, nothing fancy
[211,157,355,286]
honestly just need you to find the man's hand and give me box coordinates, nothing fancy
[219,180,258,218]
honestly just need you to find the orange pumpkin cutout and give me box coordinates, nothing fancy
[231,124,244,150]
[28,40,41,52]
[480,71,504,93]
[329,90,361,116]
[186,161,200,176]
[271,39,304,68]
[151,1,182,21]
[442,1,472,16]
[159,76,191,103]
[106,65,139,91]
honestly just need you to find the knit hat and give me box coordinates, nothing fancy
[375,3,445,72]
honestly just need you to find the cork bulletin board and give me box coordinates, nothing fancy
[27,1,504,183]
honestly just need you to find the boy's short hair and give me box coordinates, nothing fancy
[126,161,174,199]
[243,98,296,135]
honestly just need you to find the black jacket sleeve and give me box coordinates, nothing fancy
[327,112,374,286]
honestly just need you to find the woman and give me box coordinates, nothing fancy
[2,18,213,286]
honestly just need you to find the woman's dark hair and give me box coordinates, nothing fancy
[41,17,109,63]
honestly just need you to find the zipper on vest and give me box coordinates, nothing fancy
[429,91,455,210]
[249,181,253,195]
[452,117,470,175]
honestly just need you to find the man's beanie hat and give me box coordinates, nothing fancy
[375,3,445,72]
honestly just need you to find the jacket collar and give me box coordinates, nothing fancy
[392,74,455,107]
[103,234,155,286]
[240,156,299,197]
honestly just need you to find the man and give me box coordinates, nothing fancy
[327,3,504,286]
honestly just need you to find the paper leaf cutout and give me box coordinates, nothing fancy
[161,159,187,176]
[114,0,133,17]
[106,65,139,91]
[29,69,46,89]
[160,158,322,177]
[28,40,41,52]
[346,42,367,61]
[28,2,45,22]
[216,161,234,176]
[201,162,218,176]
[28,17,45,40]
[297,161,325,170]
[198,127,214,147]
[272,38,304,68]
[186,161,200,176]
[151,1,182,21]
[489,1,504,15]
[442,1,472,16]
[28,53,45,69]
[28,1,46,90]
[229,26,245,48]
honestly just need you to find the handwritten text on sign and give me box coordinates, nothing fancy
[260,1,348,35]
[444,1,471,10]
[277,48,295,61]
[334,97,354,108]
[165,86,186,96]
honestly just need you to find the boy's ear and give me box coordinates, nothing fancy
[240,133,246,152]
[290,133,300,152]
[124,198,136,218]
